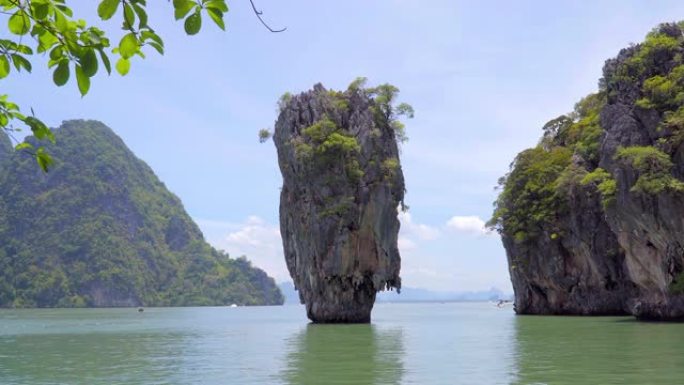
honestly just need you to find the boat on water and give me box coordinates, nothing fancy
[492,300,513,308]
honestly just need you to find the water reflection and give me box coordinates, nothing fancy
[282,323,404,385]
[512,316,684,385]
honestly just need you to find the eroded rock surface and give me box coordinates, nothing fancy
[274,83,405,323]
[492,23,684,320]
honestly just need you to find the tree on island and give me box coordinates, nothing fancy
[0,0,283,170]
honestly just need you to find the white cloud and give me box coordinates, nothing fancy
[397,210,440,256]
[398,211,440,241]
[446,215,493,236]
[196,216,290,282]
[398,237,417,252]
[197,213,510,293]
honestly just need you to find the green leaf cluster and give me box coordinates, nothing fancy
[580,167,617,208]
[0,0,228,171]
[488,147,572,243]
[258,128,271,143]
[606,28,682,99]
[490,89,610,241]
[381,157,400,180]
[298,115,363,183]
[364,82,413,144]
[540,93,606,165]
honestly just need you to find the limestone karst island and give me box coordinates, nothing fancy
[272,81,408,323]
[490,23,684,321]
[2,1,684,384]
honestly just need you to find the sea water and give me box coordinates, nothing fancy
[0,302,683,384]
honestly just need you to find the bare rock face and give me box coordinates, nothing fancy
[273,83,405,323]
[493,23,684,320]
[598,27,684,320]
[503,166,636,315]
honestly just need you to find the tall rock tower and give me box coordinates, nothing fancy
[273,81,410,323]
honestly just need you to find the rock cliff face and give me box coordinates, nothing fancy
[274,83,406,323]
[492,23,684,320]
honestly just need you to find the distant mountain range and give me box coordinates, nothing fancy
[279,281,512,304]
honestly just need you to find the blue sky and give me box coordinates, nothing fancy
[6,1,684,292]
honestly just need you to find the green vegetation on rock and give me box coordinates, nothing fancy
[491,23,684,250]
[580,167,617,208]
[0,120,283,308]
[489,92,606,243]
[298,115,363,183]
[493,22,684,319]
[489,146,572,244]
[615,146,684,194]
[265,78,413,217]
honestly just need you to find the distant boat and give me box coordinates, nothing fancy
[493,300,513,308]
[230,304,238,308]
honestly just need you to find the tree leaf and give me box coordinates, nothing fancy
[36,147,54,172]
[15,44,33,55]
[31,3,50,20]
[116,57,130,76]
[141,30,163,45]
[132,3,148,29]
[123,3,135,29]
[8,10,31,35]
[148,41,164,55]
[56,4,73,17]
[24,116,54,142]
[205,0,228,12]
[98,49,112,74]
[173,0,195,20]
[11,54,32,72]
[207,8,225,31]
[184,11,202,35]
[53,61,70,86]
[119,33,138,59]
[75,65,90,96]
[97,0,119,20]
[54,10,67,32]
[0,55,10,79]
[49,46,64,61]
[80,49,98,77]
[14,142,33,151]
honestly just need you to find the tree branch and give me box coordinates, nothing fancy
[249,0,286,33]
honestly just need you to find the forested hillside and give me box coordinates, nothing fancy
[0,120,283,307]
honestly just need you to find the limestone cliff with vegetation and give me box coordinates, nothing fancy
[0,120,283,308]
[490,23,684,320]
[272,79,411,323]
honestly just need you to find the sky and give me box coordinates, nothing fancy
[5,1,684,293]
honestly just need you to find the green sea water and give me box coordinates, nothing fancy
[0,303,683,384]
